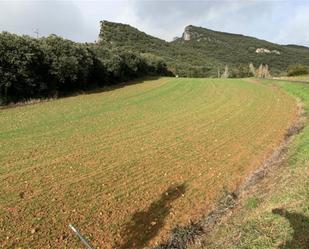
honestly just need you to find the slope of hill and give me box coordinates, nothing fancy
[98,21,309,77]
[98,21,220,77]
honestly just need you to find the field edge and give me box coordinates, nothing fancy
[192,80,309,249]
[153,80,307,249]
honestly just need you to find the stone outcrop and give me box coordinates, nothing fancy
[255,48,281,55]
[182,26,223,44]
[183,27,192,41]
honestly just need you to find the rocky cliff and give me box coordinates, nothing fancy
[98,21,309,76]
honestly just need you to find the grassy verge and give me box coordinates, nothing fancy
[196,80,309,249]
[274,75,309,83]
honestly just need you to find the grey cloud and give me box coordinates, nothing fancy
[132,0,231,39]
[132,0,281,41]
[0,0,308,46]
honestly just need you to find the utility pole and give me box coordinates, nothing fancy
[34,28,39,39]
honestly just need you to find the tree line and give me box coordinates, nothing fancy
[287,64,309,76]
[1,30,308,105]
[218,63,270,78]
[0,32,171,104]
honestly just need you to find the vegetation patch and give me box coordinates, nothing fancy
[287,65,309,76]
[0,32,171,104]
[99,21,309,77]
[245,197,261,210]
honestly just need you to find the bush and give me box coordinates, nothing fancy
[0,32,49,103]
[230,64,254,78]
[0,32,171,105]
[41,35,99,93]
[287,64,309,76]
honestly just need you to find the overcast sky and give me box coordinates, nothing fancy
[0,0,308,46]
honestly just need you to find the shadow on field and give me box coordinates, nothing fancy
[272,208,309,249]
[85,76,161,96]
[0,76,162,110]
[119,184,186,249]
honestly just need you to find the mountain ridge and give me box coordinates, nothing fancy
[178,24,309,48]
[98,20,309,77]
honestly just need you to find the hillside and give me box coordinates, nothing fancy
[98,21,219,77]
[98,21,309,77]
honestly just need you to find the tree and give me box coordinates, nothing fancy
[287,65,309,76]
[221,65,229,78]
[263,64,270,78]
[256,64,270,78]
[0,31,171,105]
[41,35,96,92]
[249,62,256,77]
[0,32,48,103]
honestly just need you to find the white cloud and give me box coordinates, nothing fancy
[0,0,308,46]
[131,0,280,41]
[275,5,309,46]
[74,0,139,42]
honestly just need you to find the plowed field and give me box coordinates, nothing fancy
[0,78,297,248]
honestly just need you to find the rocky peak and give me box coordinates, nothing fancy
[182,25,204,41]
[182,26,194,41]
[180,25,224,44]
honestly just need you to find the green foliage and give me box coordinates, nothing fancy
[90,44,171,82]
[0,32,49,102]
[41,35,96,90]
[140,53,171,75]
[99,21,217,77]
[287,64,309,76]
[99,21,309,77]
[230,64,254,78]
[0,31,171,104]
[2,20,309,104]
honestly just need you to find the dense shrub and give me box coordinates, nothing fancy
[91,44,172,82]
[0,32,171,104]
[140,53,168,75]
[41,35,97,92]
[0,32,49,103]
[287,64,309,76]
[230,64,254,78]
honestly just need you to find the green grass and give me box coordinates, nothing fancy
[0,77,297,248]
[198,80,309,249]
[245,197,261,210]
